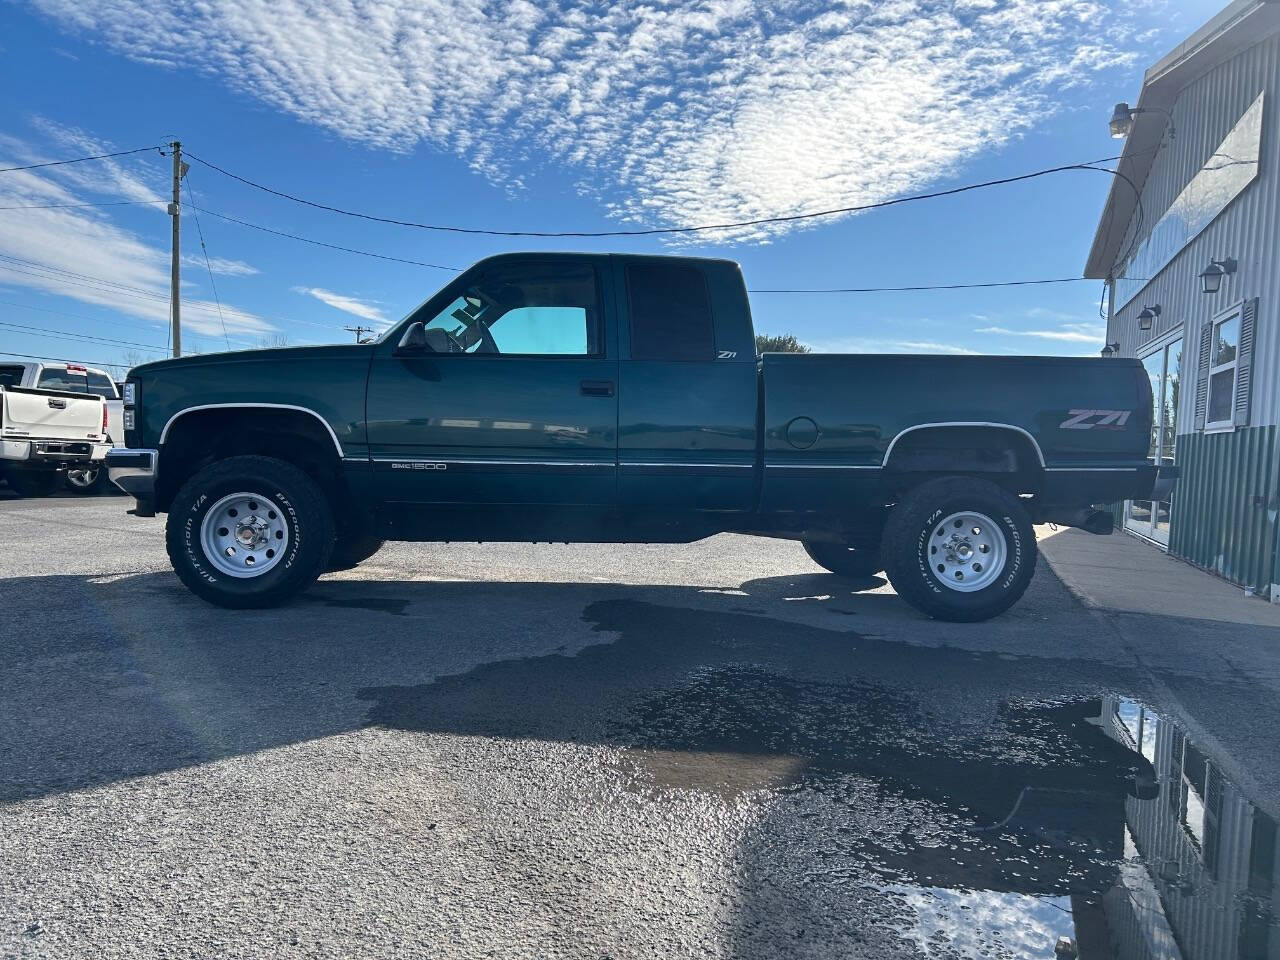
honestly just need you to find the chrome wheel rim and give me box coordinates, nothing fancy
[66,468,98,488]
[927,511,1006,593]
[199,491,289,579]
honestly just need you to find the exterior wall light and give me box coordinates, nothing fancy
[1109,103,1136,138]
[1100,342,1121,357]
[1199,257,1238,294]
[1137,305,1161,330]
[1108,102,1174,140]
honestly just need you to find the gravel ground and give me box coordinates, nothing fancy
[1,492,1278,958]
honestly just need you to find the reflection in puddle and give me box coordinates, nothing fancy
[621,670,1277,959]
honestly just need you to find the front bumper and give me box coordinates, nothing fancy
[106,447,158,512]
[1,438,110,465]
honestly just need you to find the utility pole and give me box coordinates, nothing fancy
[344,324,374,343]
[167,140,187,358]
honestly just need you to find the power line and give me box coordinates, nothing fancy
[0,146,158,174]
[0,264,268,348]
[749,277,1090,294]
[0,318,166,350]
[186,149,1134,238]
[184,176,232,350]
[0,349,124,367]
[0,263,175,304]
[0,253,286,337]
[0,297,183,336]
[0,199,166,211]
[189,203,459,270]
[0,253,173,300]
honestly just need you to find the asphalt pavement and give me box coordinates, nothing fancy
[2,492,1278,958]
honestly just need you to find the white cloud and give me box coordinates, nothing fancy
[183,253,259,277]
[810,336,982,356]
[0,133,275,345]
[293,286,385,323]
[27,0,1145,241]
[895,340,984,355]
[975,322,1104,343]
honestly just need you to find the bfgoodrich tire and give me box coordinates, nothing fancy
[166,455,334,609]
[882,476,1036,622]
[801,539,883,578]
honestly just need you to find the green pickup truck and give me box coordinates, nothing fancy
[107,253,1158,621]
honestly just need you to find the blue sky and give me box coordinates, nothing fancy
[0,0,1224,373]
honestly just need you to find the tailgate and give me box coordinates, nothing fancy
[1,387,104,441]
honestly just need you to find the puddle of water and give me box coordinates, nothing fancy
[618,748,810,797]
[357,598,1277,959]
[619,672,1278,960]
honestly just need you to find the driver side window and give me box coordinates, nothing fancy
[421,261,601,356]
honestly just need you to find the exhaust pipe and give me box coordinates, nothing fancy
[1038,506,1114,536]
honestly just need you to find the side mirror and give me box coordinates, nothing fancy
[394,321,427,356]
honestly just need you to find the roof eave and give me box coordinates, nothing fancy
[1084,0,1280,279]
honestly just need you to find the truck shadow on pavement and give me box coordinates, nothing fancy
[3,568,1277,809]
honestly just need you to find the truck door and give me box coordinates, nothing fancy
[365,256,618,508]
[615,257,758,512]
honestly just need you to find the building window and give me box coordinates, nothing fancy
[1205,308,1240,430]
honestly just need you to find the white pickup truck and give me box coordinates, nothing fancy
[0,362,112,497]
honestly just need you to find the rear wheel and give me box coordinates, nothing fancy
[882,476,1036,622]
[326,533,385,572]
[64,466,108,494]
[4,468,59,498]
[801,539,883,578]
[166,455,333,609]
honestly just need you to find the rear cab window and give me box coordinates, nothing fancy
[37,368,118,398]
[626,262,715,362]
[0,365,24,389]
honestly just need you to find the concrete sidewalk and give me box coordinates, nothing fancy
[1038,525,1280,627]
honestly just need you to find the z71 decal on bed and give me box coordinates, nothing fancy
[1059,409,1133,430]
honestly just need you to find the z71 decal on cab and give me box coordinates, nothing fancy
[1059,409,1133,430]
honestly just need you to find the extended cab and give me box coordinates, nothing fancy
[107,253,1157,621]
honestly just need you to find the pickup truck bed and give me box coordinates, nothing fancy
[1,385,109,497]
[107,252,1157,621]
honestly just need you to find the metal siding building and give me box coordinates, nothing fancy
[1087,1,1280,597]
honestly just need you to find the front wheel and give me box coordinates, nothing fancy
[166,455,334,609]
[882,477,1036,622]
